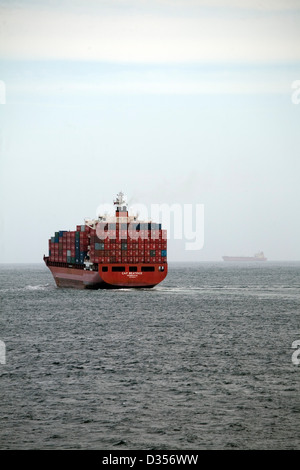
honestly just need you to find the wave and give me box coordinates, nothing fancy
[0,284,53,293]
[25,284,51,291]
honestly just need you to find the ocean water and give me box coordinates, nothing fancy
[0,261,299,450]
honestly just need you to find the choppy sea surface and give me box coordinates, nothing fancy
[0,261,299,450]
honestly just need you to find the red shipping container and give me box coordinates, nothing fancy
[151,230,158,240]
[128,231,138,241]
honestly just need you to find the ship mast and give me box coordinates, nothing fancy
[114,191,129,222]
[114,191,127,210]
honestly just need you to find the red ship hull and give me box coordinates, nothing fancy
[44,257,167,289]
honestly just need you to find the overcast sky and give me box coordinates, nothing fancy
[0,0,300,262]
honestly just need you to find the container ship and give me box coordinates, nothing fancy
[222,252,267,262]
[43,192,168,289]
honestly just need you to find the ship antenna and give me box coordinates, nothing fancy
[114,191,126,208]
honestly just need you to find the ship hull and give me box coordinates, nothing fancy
[222,256,267,262]
[44,258,167,289]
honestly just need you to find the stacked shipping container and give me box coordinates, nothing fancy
[48,225,90,264]
[48,222,167,265]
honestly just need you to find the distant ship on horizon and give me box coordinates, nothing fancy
[222,251,267,262]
